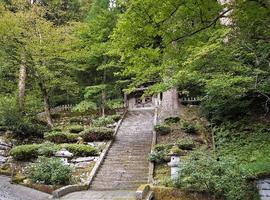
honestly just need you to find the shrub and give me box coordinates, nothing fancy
[174,151,254,200]
[149,150,168,164]
[92,116,115,127]
[44,131,67,143]
[67,125,84,133]
[80,127,114,141]
[61,144,98,157]
[149,144,172,164]
[164,117,180,124]
[37,142,60,157]
[154,124,171,135]
[26,157,72,185]
[181,122,197,134]
[109,114,121,122]
[66,133,78,142]
[69,117,84,124]
[9,144,39,161]
[176,139,196,150]
[44,131,78,143]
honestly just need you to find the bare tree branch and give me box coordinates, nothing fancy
[169,8,232,44]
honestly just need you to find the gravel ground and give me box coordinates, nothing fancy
[0,176,50,200]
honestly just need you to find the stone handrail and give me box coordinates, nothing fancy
[180,96,201,103]
[148,107,158,184]
[37,104,74,118]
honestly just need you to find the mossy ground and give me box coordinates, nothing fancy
[154,105,211,185]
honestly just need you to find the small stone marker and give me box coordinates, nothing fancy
[168,146,181,179]
[55,148,74,165]
[257,178,270,200]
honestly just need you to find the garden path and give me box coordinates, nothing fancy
[0,175,50,200]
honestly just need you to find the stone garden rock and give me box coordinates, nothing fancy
[0,150,6,156]
[74,162,92,169]
[71,157,96,163]
[55,149,74,165]
[0,155,8,164]
[55,149,74,158]
[87,142,106,148]
[0,145,9,151]
[0,139,12,148]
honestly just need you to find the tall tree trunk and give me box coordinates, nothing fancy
[38,81,53,127]
[18,62,27,111]
[101,70,106,117]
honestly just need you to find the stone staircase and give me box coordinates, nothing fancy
[90,110,154,190]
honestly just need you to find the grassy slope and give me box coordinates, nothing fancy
[153,104,270,199]
[154,105,212,185]
[216,117,270,177]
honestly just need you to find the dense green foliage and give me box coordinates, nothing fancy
[154,124,171,135]
[67,125,84,133]
[175,151,257,200]
[26,157,72,185]
[9,143,97,160]
[61,144,97,157]
[9,144,39,161]
[44,131,78,143]
[215,120,270,177]
[80,127,114,141]
[181,122,197,134]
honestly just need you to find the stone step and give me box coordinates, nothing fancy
[90,110,153,190]
[102,160,149,164]
[98,166,149,172]
[107,151,150,155]
[101,159,149,163]
[94,176,148,182]
[95,172,148,179]
[90,181,146,190]
[96,170,148,177]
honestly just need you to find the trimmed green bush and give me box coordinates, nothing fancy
[149,150,168,164]
[9,143,96,160]
[80,127,114,141]
[26,157,72,185]
[44,131,67,143]
[181,122,197,134]
[164,117,180,124]
[69,117,84,124]
[67,125,84,133]
[66,133,78,142]
[109,114,121,122]
[9,144,39,161]
[37,142,60,157]
[92,116,115,127]
[44,131,78,143]
[61,144,98,157]
[154,124,171,135]
[176,139,196,150]
[149,144,172,164]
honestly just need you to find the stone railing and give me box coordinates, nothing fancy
[37,104,74,118]
[180,96,201,104]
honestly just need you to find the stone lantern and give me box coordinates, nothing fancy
[55,148,73,165]
[167,146,182,179]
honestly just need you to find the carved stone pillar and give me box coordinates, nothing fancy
[158,88,180,122]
